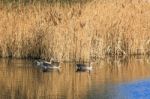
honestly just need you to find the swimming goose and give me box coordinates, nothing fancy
[34,58,61,70]
[76,62,93,71]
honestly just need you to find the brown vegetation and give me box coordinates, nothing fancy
[0,0,150,61]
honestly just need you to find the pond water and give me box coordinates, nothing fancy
[0,57,150,99]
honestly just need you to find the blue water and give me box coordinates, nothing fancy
[90,79,150,99]
[118,79,150,99]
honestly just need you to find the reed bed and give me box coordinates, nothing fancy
[0,0,150,61]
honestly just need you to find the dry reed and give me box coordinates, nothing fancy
[0,0,150,61]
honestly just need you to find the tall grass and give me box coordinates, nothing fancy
[0,0,150,61]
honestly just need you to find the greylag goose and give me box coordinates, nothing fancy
[34,58,61,71]
[76,62,93,71]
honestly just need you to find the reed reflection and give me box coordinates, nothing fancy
[0,57,150,99]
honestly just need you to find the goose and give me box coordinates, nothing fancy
[76,62,93,71]
[34,58,61,71]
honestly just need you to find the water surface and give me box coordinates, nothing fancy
[0,57,150,99]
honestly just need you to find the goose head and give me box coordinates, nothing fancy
[89,62,94,67]
[34,60,42,66]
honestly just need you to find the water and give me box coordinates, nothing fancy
[0,57,150,99]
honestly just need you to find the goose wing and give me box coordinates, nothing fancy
[43,62,51,66]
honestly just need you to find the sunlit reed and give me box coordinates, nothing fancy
[0,0,150,61]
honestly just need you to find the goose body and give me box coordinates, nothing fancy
[35,60,51,66]
[34,59,61,72]
[76,63,93,71]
